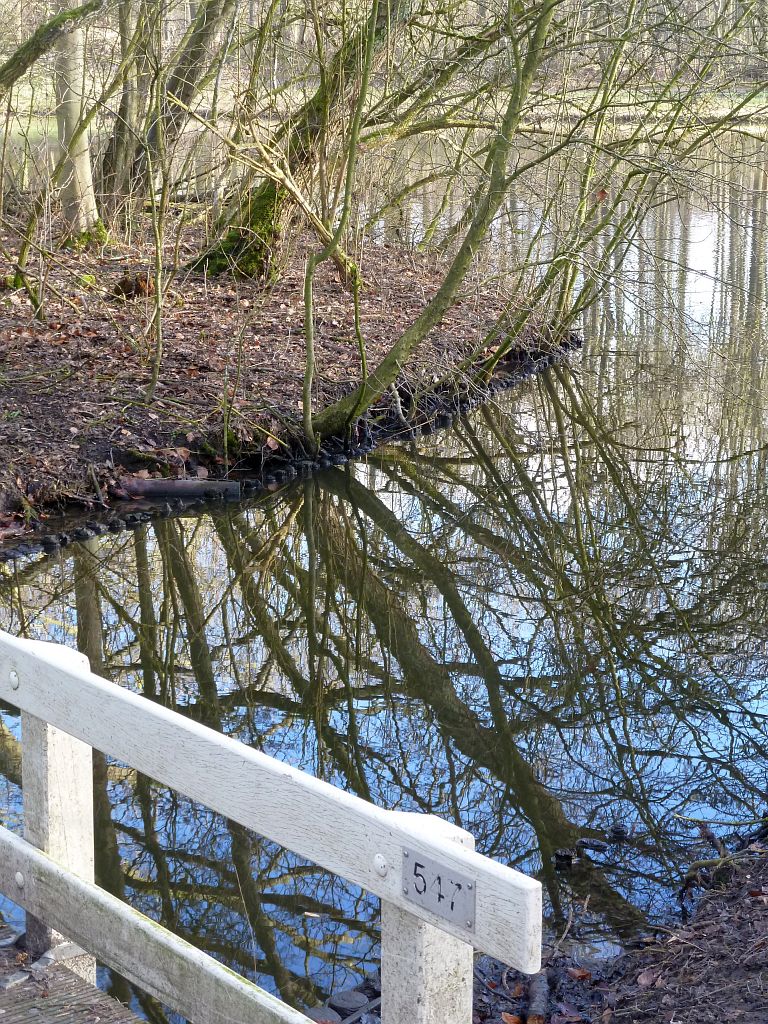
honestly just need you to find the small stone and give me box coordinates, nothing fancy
[327,989,370,1015]
[304,1008,342,1023]
[40,536,60,552]
[355,970,381,997]
[554,848,575,868]
[108,519,126,532]
[72,527,93,541]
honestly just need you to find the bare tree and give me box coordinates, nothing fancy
[53,0,102,240]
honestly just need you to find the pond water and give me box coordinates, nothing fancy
[1,142,767,1019]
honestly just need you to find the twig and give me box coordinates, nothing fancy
[527,969,549,1024]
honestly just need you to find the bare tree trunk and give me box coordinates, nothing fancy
[196,0,410,279]
[99,0,144,211]
[54,6,100,238]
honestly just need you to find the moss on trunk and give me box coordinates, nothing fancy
[193,180,286,280]
[62,219,109,250]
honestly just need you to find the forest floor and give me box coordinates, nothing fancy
[0,228,520,543]
[474,844,768,1024]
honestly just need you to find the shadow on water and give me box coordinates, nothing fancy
[1,142,768,1018]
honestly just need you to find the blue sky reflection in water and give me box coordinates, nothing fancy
[1,148,768,1016]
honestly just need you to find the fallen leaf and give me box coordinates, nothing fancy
[501,1014,523,1024]
[637,968,657,988]
[195,465,209,479]
[567,967,592,982]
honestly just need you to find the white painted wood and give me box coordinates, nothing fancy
[381,814,475,1024]
[20,642,95,982]
[0,824,312,1024]
[0,630,542,971]
[381,903,474,1024]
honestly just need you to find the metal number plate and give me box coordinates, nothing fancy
[402,848,477,931]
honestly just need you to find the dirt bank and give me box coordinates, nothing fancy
[1,231,522,535]
[474,842,768,1024]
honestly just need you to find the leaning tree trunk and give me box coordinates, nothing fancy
[0,0,106,102]
[133,0,238,196]
[54,5,101,240]
[196,0,410,280]
[310,0,559,440]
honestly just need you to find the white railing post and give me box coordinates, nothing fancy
[381,814,475,1024]
[18,641,95,981]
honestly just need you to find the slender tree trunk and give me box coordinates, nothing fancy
[310,0,559,439]
[98,0,144,210]
[137,0,238,191]
[54,5,100,238]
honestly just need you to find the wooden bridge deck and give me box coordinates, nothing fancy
[0,930,140,1024]
[0,964,140,1023]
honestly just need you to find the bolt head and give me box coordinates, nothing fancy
[466,920,472,928]
[402,886,408,895]
[14,872,23,888]
[373,854,388,878]
[9,670,18,690]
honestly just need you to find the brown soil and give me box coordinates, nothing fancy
[476,845,768,1024]
[606,847,768,1023]
[0,228,508,536]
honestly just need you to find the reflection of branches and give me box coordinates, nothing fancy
[315,480,647,932]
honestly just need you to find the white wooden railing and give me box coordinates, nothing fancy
[0,629,541,1024]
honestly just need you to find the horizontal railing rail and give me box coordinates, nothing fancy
[0,630,541,1024]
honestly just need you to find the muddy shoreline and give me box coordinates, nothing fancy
[0,338,580,562]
